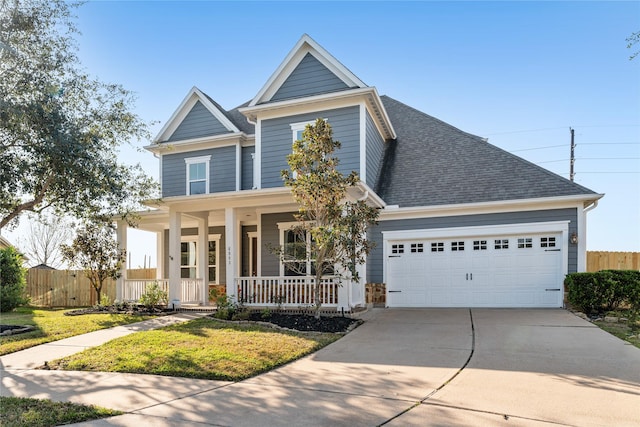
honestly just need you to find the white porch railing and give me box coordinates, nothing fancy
[236,276,339,307]
[123,279,205,305]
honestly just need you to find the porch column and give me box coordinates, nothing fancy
[225,207,239,299]
[168,208,182,307]
[156,230,164,280]
[115,220,127,302]
[336,263,350,312]
[196,213,209,305]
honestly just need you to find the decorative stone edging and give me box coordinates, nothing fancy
[0,325,36,336]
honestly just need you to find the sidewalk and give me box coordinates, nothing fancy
[0,312,207,370]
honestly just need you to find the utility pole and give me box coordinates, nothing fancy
[569,127,575,182]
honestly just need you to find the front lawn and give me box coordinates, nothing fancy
[49,317,340,380]
[0,396,120,427]
[0,307,155,355]
[592,311,640,349]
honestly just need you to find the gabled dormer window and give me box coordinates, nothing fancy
[185,155,211,195]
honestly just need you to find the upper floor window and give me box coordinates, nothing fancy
[185,155,211,195]
[290,121,315,144]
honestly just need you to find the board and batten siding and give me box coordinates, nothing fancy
[261,106,360,188]
[270,53,350,102]
[365,110,385,186]
[167,101,231,142]
[162,147,237,197]
[163,226,226,284]
[241,146,255,190]
[260,212,297,276]
[366,208,579,283]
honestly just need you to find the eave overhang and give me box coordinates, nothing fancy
[239,87,396,141]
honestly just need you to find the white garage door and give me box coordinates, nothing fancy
[386,232,564,308]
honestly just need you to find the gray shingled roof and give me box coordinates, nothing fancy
[201,92,255,135]
[227,101,255,134]
[376,96,596,207]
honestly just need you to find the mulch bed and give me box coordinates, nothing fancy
[63,306,170,316]
[244,312,361,333]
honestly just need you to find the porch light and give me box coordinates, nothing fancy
[570,232,578,245]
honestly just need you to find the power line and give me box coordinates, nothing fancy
[511,144,566,152]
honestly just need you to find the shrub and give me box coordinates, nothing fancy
[566,270,640,314]
[0,247,28,312]
[139,282,168,310]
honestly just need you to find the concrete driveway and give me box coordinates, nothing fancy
[2,308,639,426]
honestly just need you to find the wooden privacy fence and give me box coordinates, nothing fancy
[586,251,640,272]
[26,268,156,307]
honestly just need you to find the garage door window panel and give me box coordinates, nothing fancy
[518,238,533,249]
[431,242,444,252]
[495,239,509,250]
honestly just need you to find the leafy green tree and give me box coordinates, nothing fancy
[0,246,28,312]
[280,119,379,316]
[61,222,125,305]
[0,0,157,230]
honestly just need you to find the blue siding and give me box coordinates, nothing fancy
[261,106,360,188]
[365,110,384,186]
[162,147,237,197]
[367,208,579,283]
[260,212,297,276]
[270,53,349,102]
[167,101,231,142]
[241,146,255,190]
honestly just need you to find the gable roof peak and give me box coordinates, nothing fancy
[153,86,240,143]
[249,34,367,107]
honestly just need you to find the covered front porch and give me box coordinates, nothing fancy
[115,188,369,311]
[121,276,341,308]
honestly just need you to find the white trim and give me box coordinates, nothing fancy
[240,87,396,140]
[184,155,211,196]
[359,103,367,185]
[382,221,570,241]
[180,234,221,284]
[382,221,570,289]
[255,118,262,189]
[256,212,262,276]
[153,86,240,143]
[146,133,249,155]
[380,194,605,221]
[249,34,366,107]
[576,201,587,272]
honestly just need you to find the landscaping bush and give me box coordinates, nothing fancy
[138,282,168,310]
[566,270,640,314]
[0,247,28,312]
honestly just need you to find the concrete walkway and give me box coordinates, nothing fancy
[1,309,639,426]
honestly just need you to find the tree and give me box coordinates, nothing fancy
[20,213,72,268]
[627,31,640,60]
[280,119,379,317]
[0,246,27,312]
[61,222,125,304]
[0,0,157,230]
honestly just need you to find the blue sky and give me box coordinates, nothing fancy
[7,1,640,267]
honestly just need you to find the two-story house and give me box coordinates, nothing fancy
[115,34,602,311]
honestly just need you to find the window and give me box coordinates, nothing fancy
[494,239,509,250]
[431,242,444,252]
[541,237,556,248]
[180,235,220,283]
[451,241,465,251]
[518,237,533,249]
[185,155,210,195]
[278,223,334,277]
[473,240,487,250]
[410,243,424,253]
[392,244,404,254]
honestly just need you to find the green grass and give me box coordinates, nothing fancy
[49,317,340,380]
[593,314,640,349]
[0,396,121,427]
[0,307,155,355]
